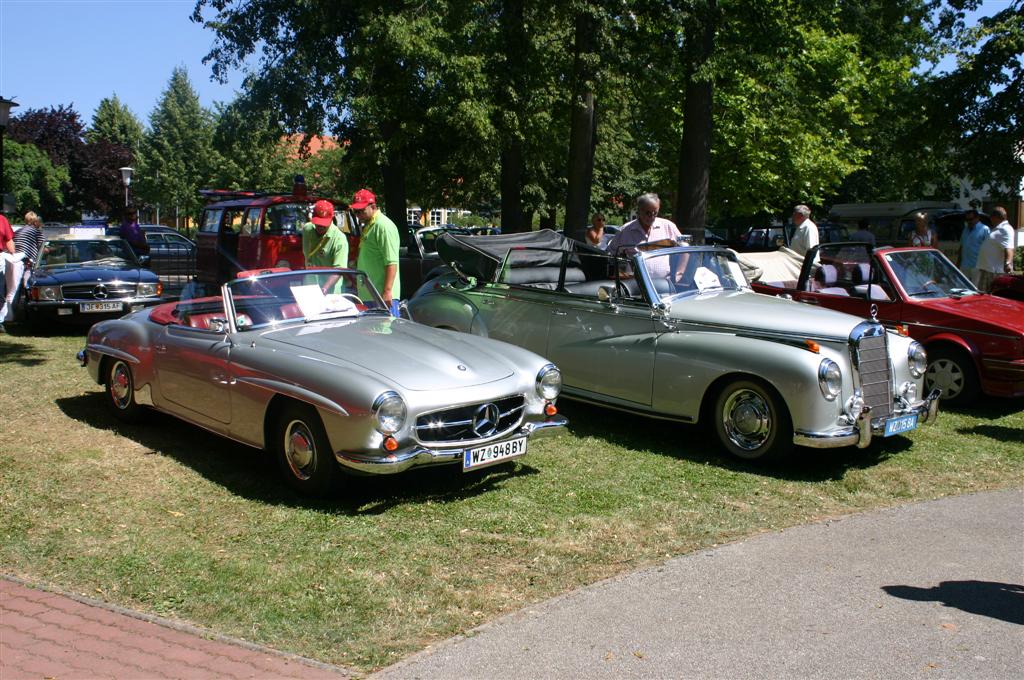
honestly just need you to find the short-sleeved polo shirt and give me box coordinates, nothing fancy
[302,222,349,269]
[357,211,401,299]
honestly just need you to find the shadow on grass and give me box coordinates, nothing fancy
[945,396,1024,420]
[556,399,909,483]
[0,338,49,366]
[2,321,89,339]
[55,392,535,514]
[955,424,1024,446]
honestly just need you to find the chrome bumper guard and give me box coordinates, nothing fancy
[334,415,568,474]
[794,389,940,450]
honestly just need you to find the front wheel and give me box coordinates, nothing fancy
[105,359,146,423]
[925,347,980,406]
[713,378,792,462]
[273,403,339,496]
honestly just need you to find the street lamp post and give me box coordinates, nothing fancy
[119,166,134,209]
[0,96,21,212]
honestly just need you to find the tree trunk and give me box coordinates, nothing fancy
[564,9,599,242]
[499,0,528,233]
[380,120,412,248]
[539,208,557,230]
[674,0,718,245]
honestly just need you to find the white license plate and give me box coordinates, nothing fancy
[80,301,123,313]
[463,437,527,471]
[884,413,918,437]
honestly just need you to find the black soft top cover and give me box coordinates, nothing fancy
[436,229,602,280]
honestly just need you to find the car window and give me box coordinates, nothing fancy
[883,250,977,298]
[242,208,262,236]
[264,203,307,234]
[165,233,192,246]
[200,209,223,234]
[642,248,748,301]
[144,233,165,243]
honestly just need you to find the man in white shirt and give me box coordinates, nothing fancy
[789,204,819,256]
[976,206,1016,292]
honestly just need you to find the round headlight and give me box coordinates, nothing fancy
[908,342,927,378]
[818,358,842,401]
[536,364,562,400]
[372,391,406,434]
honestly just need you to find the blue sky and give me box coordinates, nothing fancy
[0,0,1014,128]
[0,0,244,123]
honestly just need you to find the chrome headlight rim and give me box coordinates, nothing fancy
[372,391,407,434]
[33,285,61,301]
[137,281,161,298]
[536,364,562,400]
[908,341,927,379]
[818,358,842,401]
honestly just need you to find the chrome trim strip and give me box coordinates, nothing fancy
[902,320,1022,341]
[85,344,142,365]
[561,391,696,423]
[233,376,351,417]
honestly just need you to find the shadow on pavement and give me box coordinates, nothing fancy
[55,392,534,515]
[556,399,905,483]
[882,581,1024,625]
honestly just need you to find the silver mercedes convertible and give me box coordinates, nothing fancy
[78,268,566,495]
[407,230,940,461]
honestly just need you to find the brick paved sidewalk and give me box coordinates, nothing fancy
[1,577,352,679]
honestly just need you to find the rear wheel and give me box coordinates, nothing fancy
[713,378,792,462]
[273,403,339,496]
[925,346,980,406]
[105,359,145,423]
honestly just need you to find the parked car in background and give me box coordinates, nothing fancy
[78,267,567,496]
[20,235,163,326]
[409,230,938,462]
[731,222,849,252]
[746,242,1024,405]
[195,185,356,290]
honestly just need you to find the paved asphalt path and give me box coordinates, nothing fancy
[375,489,1024,680]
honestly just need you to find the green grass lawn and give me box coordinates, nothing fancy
[2,327,1022,671]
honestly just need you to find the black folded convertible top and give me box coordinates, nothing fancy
[436,229,605,281]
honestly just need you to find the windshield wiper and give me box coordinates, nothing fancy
[948,287,977,297]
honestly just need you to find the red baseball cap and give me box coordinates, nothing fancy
[311,199,334,227]
[350,188,376,210]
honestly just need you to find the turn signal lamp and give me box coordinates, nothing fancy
[896,324,909,337]
[545,402,558,416]
[383,436,399,452]
[804,339,820,353]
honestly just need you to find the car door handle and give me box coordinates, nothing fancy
[551,310,567,316]
[154,344,167,353]
[800,297,819,305]
[481,297,495,305]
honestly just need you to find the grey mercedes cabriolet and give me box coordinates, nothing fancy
[407,230,940,462]
[79,268,566,495]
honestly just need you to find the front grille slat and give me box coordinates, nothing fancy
[853,328,893,419]
[62,283,135,300]
[415,395,525,444]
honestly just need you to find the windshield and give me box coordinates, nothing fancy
[883,250,978,298]
[639,248,749,302]
[264,203,310,234]
[40,239,138,268]
[223,269,390,330]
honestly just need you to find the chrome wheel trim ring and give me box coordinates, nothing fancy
[110,362,133,410]
[925,358,963,399]
[284,419,316,480]
[722,388,772,451]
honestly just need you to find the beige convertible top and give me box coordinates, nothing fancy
[734,247,805,284]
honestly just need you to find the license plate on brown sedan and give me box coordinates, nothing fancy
[463,437,527,471]
[80,301,123,313]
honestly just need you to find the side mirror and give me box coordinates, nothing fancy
[207,317,228,334]
[138,255,151,268]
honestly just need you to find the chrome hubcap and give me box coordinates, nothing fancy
[925,359,963,399]
[284,420,315,480]
[110,362,131,409]
[722,389,772,451]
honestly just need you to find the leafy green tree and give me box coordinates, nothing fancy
[87,95,145,156]
[210,100,291,192]
[136,67,220,221]
[1,139,69,216]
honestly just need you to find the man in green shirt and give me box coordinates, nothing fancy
[350,189,401,313]
[302,199,348,268]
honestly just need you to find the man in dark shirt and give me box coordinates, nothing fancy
[119,208,150,257]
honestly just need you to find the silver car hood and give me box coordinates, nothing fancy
[670,290,863,340]
[258,316,516,391]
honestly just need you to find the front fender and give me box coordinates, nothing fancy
[652,331,844,431]
[407,289,479,334]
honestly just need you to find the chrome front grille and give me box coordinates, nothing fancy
[851,323,893,419]
[62,282,135,300]
[415,395,526,444]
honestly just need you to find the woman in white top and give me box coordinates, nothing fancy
[908,212,938,248]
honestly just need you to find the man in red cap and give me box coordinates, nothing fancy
[302,199,348,268]
[350,188,401,314]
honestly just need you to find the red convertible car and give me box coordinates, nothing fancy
[746,243,1024,405]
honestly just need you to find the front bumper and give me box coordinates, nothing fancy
[334,415,568,474]
[28,298,162,324]
[793,389,941,449]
